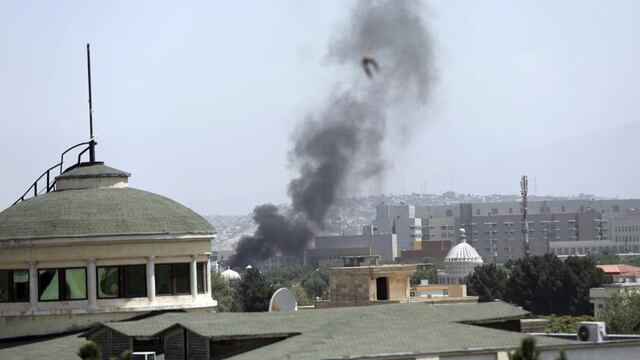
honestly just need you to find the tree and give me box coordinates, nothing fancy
[588,251,640,268]
[210,272,242,312]
[77,341,101,360]
[598,289,640,334]
[301,270,329,299]
[292,285,312,306]
[264,266,310,289]
[236,268,274,312]
[587,250,620,265]
[421,256,443,269]
[563,256,610,315]
[556,350,568,360]
[464,263,507,302]
[508,337,567,360]
[505,254,568,315]
[544,315,595,333]
[505,254,608,316]
[508,336,540,360]
[410,267,438,286]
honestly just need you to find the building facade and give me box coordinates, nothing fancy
[320,263,416,307]
[0,162,216,339]
[313,231,397,263]
[412,199,640,263]
[373,204,422,251]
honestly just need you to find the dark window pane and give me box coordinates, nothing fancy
[155,264,172,295]
[124,265,146,298]
[12,270,29,302]
[175,263,190,294]
[98,267,119,298]
[65,268,87,300]
[0,271,9,302]
[197,262,206,294]
[39,269,59,301]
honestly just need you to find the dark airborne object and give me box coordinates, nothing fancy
[361,56,379,78]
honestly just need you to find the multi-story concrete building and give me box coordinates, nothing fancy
[421,217,456,241]
[610,209,640,253]
[461,211,604,263]
[309,226,398,266]
[255,255,304,272]
[373,204,422,251]
[411,199,640,263]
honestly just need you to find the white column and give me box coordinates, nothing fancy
[206,258,212,296]
[190,255,198,299]
[87,258,97,310]
[146,256,156,304]
[28,261,38,313]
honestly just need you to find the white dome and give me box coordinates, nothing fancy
[220,269,241,281]
[444,241,483,264]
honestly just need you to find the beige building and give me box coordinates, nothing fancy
[0,162,216,339]
[319,256,477,308]
[319,257,416,307]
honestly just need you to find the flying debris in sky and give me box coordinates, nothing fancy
[361,56,379,78]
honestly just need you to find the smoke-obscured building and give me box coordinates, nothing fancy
[307,225,397,267]
[256,255,304,272]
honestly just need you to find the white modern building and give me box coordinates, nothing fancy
[0,161,217,339]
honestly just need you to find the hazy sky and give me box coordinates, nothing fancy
[1,1,639,215]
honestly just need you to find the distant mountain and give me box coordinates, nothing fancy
[485,121,640,198]
[206,214,257,251]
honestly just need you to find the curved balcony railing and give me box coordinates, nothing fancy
[12,140,95,205]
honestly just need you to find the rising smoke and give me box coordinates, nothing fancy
[229,0,435,267]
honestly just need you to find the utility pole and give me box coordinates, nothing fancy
[521,175,530,257]
[86,43,96,163]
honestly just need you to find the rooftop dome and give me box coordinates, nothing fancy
[221,269,241,281]
[444,228,483,264]
[0,163,214,241]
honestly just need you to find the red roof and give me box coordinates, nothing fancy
[597,264,640,276]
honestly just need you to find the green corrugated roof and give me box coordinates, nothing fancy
[56,163,130,179]
[96,302,576,360]
[0,187,214,240]
[0,332,85,360]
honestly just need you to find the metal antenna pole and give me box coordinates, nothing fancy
[87,43,96,163]
[521,175,530,257]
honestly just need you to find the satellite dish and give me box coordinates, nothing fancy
[269,288,297,312]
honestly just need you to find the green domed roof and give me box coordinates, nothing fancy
[56,163,130,179]
[0,187,215,241]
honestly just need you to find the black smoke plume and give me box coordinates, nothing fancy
[229,0,435,267]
